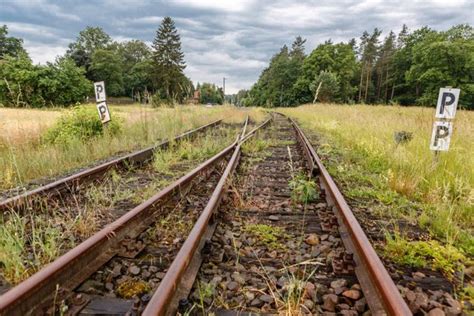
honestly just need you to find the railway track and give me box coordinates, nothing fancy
[0,119,223,213]
[0,114,413,315]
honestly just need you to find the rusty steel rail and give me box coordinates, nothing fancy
[287,116,411,316]
[0,117,271,315]
[0,119,222,213]
[142,117,272,316]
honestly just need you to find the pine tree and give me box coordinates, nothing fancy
[152,16,187,102]
[290,36,306,60]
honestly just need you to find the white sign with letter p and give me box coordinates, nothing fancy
[435,88,460,119]
[94,81,106,103]
[96,101,111,124]
[430,121,452,151]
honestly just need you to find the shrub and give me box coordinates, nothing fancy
[43,106,122,145]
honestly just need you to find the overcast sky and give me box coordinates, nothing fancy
[1,0,473,93]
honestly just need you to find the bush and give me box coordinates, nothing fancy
[43,106,122,145]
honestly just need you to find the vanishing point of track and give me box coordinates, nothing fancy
[0,114,412,315]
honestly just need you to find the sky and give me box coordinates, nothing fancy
[1,0,473,94]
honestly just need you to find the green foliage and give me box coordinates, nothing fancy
[0,55,91,107]
[294,41,358,103]
[244,224,287,249]
[244,37,306,107]
[310,71,340,103]
[385,233,466,278]
[151,16,191,103]
[90,49,124,96]
[0,25,26,58]
[43,106,122,145]
[247,23,473,108]
[66,26,112,75]
[289,173,317,204]
[198,82,223,104]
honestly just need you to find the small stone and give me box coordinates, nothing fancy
[304,299,314,310]
[444,295,461,313]
[105,282,114,291]
[321,234,329,241]
[340,311,358,316]
[211,276,223,284]
[315,203,326,209]
[245,292,255,301]
[173,237,181,244]
[156,272,166,279]
[413,272,426,280]
[260,294,274,303]
[342,289,361,300]
[355,298,367,313]
[142,270,151,279]
[227,281,239,291]
[337,303,350,310]
[323,294,338,312]
[129,266,140,275]
[250,298,264,307]
[232,273,246,285]
[111,265,122,278]
[331,279,348,289]
[428,308,445,316]
[149,266,158,273]
[304,282,316,299]
[269,215,279,221]
[305,234,320,245]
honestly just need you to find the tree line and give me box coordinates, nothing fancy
[0,17,199,107]
[236,24,474,109]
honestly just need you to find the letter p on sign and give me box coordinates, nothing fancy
[435,88,460,119]
[94,81,106,103]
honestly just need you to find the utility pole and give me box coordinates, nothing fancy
[223,77,226,104]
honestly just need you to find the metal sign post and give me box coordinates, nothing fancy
[430,87,460,158]
[94,81,111,124]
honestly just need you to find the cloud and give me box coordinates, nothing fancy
[1,0,473,93]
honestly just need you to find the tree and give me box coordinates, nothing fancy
[0,55,90,107]
[293,41,358,103]
[358,28,381,103]
[39,57,91,106]
[89,49,124,96]
[199,83,223,104]
[0,25,26,58]
[311,71,339,103]
[151,16,188,103]
[117,40,152,97]
[375,31,396,102]
[67,27,112,78]
[406,26,474,108]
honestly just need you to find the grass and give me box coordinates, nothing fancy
[0,104,266,190]
[385,233,466,279]
[0,121,240,285]
[281,103,473,271]
[243,224,288,250]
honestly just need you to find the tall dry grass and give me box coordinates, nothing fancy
[0,104,265,190]
[282,104,473,253]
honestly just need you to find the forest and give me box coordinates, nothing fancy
[0,17,193,107]
[1,21,473,109]
[235,24,474,109]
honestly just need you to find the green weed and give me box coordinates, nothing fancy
[385,233,466,278]
[289,173,317,204]
[244,224,287,250]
